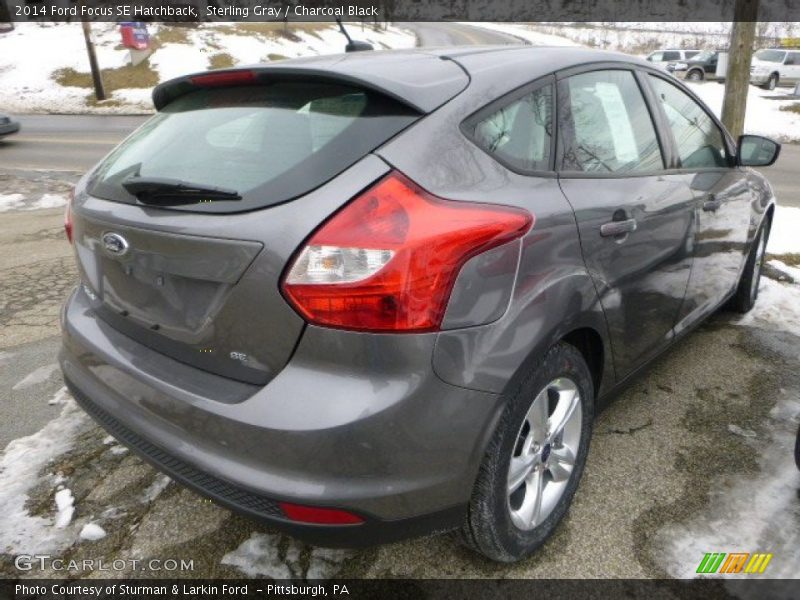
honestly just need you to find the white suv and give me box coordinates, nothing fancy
[750,48,800,89]
[645,49,701,69]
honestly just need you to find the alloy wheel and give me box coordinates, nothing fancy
[507,377,583,530]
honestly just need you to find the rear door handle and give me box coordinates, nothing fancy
[600,218,637,237]
[703,197,722,212]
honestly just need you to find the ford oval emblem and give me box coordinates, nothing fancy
[101,232,129,256]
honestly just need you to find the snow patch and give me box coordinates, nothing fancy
[79,522,107,541]
[735,277,800,338]
[12,364,59,391]
[767,205,800,256]
[657,399,800,581]
[0,194,25,212]
[221,532,353,580]
[48,386,71,406]
[0,391,89,554]
[141,473,171,503]
[54,488,75,529]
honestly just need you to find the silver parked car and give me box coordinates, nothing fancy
[0,113,20,138]
[60,47,779,562]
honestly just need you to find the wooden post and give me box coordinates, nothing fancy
[81,20,106,101]
[721,0,759,138]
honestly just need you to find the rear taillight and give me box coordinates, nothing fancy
[281,172,532,332]
[64,188,74,244]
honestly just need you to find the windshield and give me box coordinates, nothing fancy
[754,50,786,63]
[87,82,419,213]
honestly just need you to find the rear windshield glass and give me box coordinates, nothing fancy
[87,82,419,213]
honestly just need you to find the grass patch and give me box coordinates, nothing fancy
[54,60,159,93]
[266,53,288,61]
[779,102,800,114]
[768,252,800,266]
[208,53,235,69]
[153,26,190,46]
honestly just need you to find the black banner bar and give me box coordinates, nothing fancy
[3,0,800,23]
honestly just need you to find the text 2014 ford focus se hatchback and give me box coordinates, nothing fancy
[60,47,780,562]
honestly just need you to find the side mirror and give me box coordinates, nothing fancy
[737,134,781,167]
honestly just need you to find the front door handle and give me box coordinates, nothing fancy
[703,196,722,212]
[600,218,637,237]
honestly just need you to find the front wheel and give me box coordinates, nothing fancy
[459,342,594,562]
[687,69,704,81]
[762,74,778,90]
[729,222,769,313]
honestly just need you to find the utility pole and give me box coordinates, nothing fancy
[721,0,759,138]
[81,20,106,101]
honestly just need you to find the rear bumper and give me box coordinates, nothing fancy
[60,287,501,545]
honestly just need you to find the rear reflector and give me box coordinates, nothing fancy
[281,171,532,332]
[190,70,256,87]
[279,502,364,525]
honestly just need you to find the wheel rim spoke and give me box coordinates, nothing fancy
[547,444,575,482]
[525,388,549,441]
[507,453,537,493]
[548,380,580,439]
[514,469,544,528]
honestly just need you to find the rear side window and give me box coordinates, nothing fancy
[470,85,553,173]
[648,75,729,169]
[87,82,419,213]
[662,51,681,61]
[559,70,663,173]
[685,51,700,59]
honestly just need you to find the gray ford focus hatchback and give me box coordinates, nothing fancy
[60,47,779,562]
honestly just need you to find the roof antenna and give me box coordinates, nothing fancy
[335,18,373,52]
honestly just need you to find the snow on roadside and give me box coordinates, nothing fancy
[221,532,353,580]
[0,192,68,213]
[79,522,107,541]
[686,81,800,143]
[0,390,90,554]
[0,22,415,115]
[767,205,800,256]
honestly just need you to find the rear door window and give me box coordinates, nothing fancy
[558,70,664,173]
[662,51,681,61]
[87,82,419,213]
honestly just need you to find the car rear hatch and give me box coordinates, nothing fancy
[70,56,469,386]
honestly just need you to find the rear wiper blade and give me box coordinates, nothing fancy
[122,177,242,206]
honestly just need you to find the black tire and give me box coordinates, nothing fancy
[795,424,800,471]
[687,69,704,82]
[729,221,770,314]
[459,342,594,562]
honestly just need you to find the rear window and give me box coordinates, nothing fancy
[87,82,419,213]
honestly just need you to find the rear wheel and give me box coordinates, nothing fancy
[687,69,704,81]
[762,73,778,90]
[460,342,593,562]
[729,221,769,313]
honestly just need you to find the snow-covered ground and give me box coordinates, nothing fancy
[0,22,415,114]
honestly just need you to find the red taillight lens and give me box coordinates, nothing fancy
[279,502,364,525]
[190,70,256,87]
[281,172,533,332]
[64,188,74,244]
